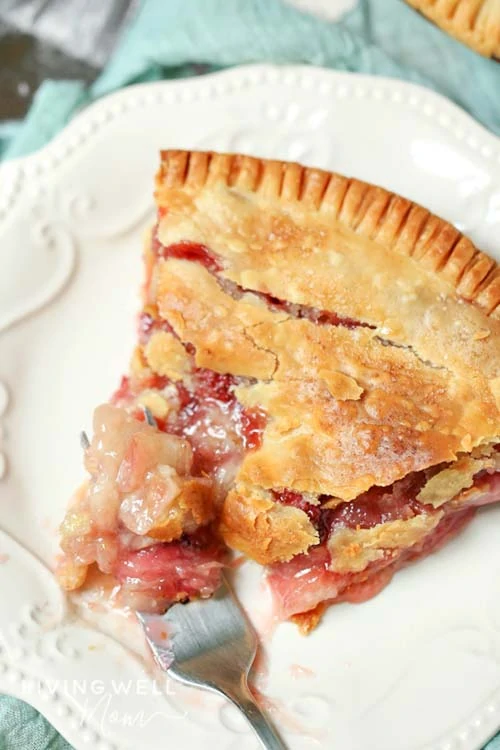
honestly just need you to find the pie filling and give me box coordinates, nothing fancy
[57,362,264,612]
[154,234,375,331]
[57,227,500,626]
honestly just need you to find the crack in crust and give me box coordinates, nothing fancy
[58,150,500,627]
[375,336,450,373]
[149,149,500,564]
[153,152,500,496]
[154,233,452,384]
[157,150,500,318]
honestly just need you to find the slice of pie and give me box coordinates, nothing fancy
[57,150,500,632]
[405,0,500,58]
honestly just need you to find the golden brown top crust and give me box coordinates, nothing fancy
[417,446,500,507]
[151,150,500,559]
[156,257,496,498]
[220,483,319,563]
[405,0,500,58]
[145,330,192,381]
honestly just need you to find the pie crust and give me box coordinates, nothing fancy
[57,150,500,629]
[405,0,500,57]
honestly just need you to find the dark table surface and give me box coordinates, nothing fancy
[0,0,134,121]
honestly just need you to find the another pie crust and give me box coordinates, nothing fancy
[405,0,500,57]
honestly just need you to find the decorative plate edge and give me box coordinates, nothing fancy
[0,65,499,750]
[0,64,498,226]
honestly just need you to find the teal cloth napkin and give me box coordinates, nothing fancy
[1,0,500,748]
[1,0,500,158]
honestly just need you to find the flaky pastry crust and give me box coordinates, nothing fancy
[327,514,443,573]
[220,483,319,564]
[146,150,500,564]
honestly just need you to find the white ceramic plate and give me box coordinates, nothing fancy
[1,65,500,750]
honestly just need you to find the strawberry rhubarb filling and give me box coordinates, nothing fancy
[57,235,500,626]
[57,360,266,610]
[268,477,494,628]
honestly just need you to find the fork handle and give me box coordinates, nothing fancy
[223,679,288,750]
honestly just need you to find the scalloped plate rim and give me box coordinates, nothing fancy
[1,64,499,184]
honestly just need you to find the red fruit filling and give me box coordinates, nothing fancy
[114,533,226,612]
[119,365,266,486]
[154,234,374,331]
[268,508,475,621]
[101,307,267,608]
[269,462,500,621]
[166,368,266,478]
[112,375,133,405]
[63,231,500,625]
[273,473,428,545]
[138,310,173,346]
[252,294,374,330]
[155,240,223,273]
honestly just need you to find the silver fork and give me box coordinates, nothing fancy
[137,576,288,750]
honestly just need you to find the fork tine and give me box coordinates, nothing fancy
[80,431,90,449]
[144,406,156,426]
